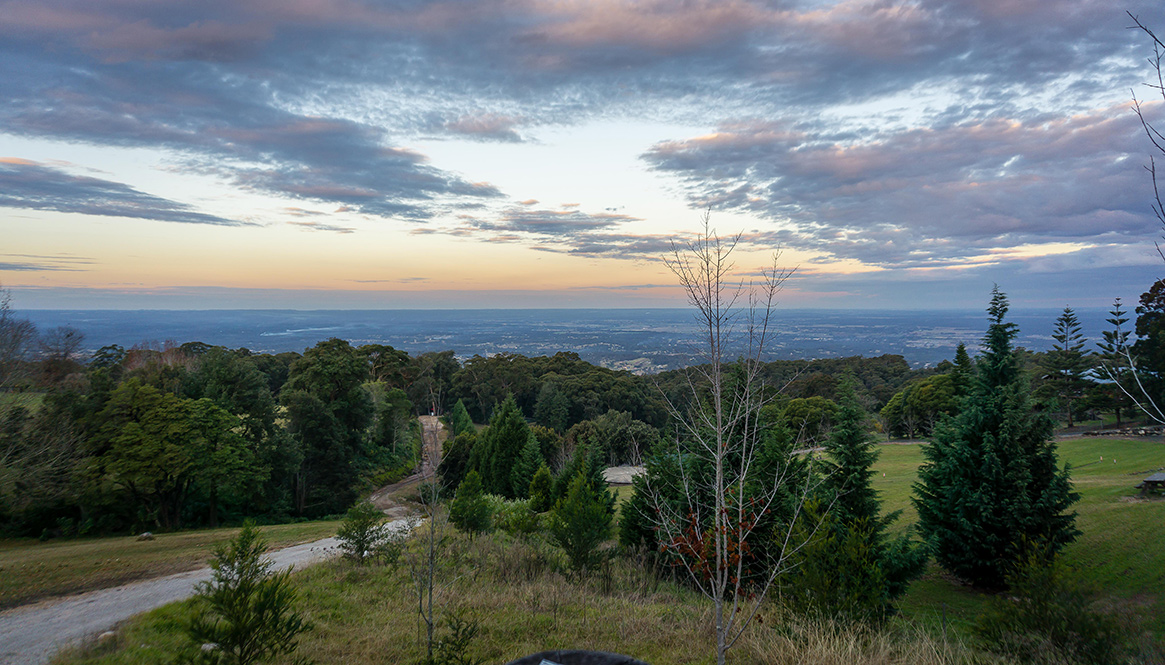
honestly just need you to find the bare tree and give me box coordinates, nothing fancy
[642,216,823,665]
[1129,12,1165,258]
[1096,297,1165,424]
[1099,14,1165,424]
[38,326,84,362]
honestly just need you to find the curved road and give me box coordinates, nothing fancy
[0,519,404,665]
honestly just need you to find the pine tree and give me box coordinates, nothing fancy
[951,343,974,398]
[449,470,490,535]
[914,287,1080,588]
[533,382,570,433]
[437,430,476,491]
[186,523,310,665]
[1096,298,1133,427]
[1039,307,1092,428]
[822,380,880,524]
[468,395,529,498]
[550,473,613,574]
[448,399,474,438]
[552,442,613,513]
[787,380,926,621]
[528,464,554,512]
[335,501,389,564]
[510,432,544,499]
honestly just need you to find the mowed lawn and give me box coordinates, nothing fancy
[0,520,340,609]
[872,436,1165,634]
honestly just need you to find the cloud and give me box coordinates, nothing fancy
[287,220,356,234]
[0,159,246,225]
[416,206,684,258]
[283,207,328,217]
[351,277,430,283]
[0,60,503,220]
[496,208,635,235]
[644,107,1162,267]
[442,113,525,142]
[0,0,1162,284]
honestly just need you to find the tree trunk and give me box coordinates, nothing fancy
[208,482,219,528]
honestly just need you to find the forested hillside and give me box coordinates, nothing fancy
[2,279,1159,539]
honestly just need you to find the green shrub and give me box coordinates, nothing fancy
[549,473,613,574]
[449,470,490,536]
[429,610,484,665]
[783,505,888,624]
[336,501,400,564]
[489,496,543,537]
[974,545,1129,665]
[528,464,554,513]
[184,523,311,665]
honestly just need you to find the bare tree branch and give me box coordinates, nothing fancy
[640,213,826,665]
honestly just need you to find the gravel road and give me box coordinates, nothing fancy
[0,520,401,665]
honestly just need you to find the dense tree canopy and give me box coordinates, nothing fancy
[2,284,992,540]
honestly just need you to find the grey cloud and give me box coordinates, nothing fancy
[0,159,245,225]
[1,0,1163,268]
[645,108,1162,266]
[0,261,86,272]
[497,209,636,236]
[0,55,502,220]
[350,277,429,283]
[442,114,525,142]
[4,0,1156,133]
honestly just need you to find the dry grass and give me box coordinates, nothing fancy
[55,527,985,665]
[736,615,996,665]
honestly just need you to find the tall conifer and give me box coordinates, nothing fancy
[510,432,545,499]
[469,394,529,498]
[914,287,1079,588]
[787,380,925,620]
[1039,307,1092,427]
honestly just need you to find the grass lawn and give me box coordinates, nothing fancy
[872,437,1165,635]
[0,520,340,609]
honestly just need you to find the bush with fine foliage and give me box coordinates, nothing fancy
[528,464,554,513]
[482,494,542,537]
[974,546,1130,665]
[549,472,613,574]
[184,523,310,665]
[336,501,399,564]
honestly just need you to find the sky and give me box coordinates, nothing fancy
[1,0,1164,311]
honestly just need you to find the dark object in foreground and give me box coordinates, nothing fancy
[505,650,650,665]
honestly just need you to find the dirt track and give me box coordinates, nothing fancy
[369,415,446,512]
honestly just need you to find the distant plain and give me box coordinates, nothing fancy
[23,308,1112,371]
